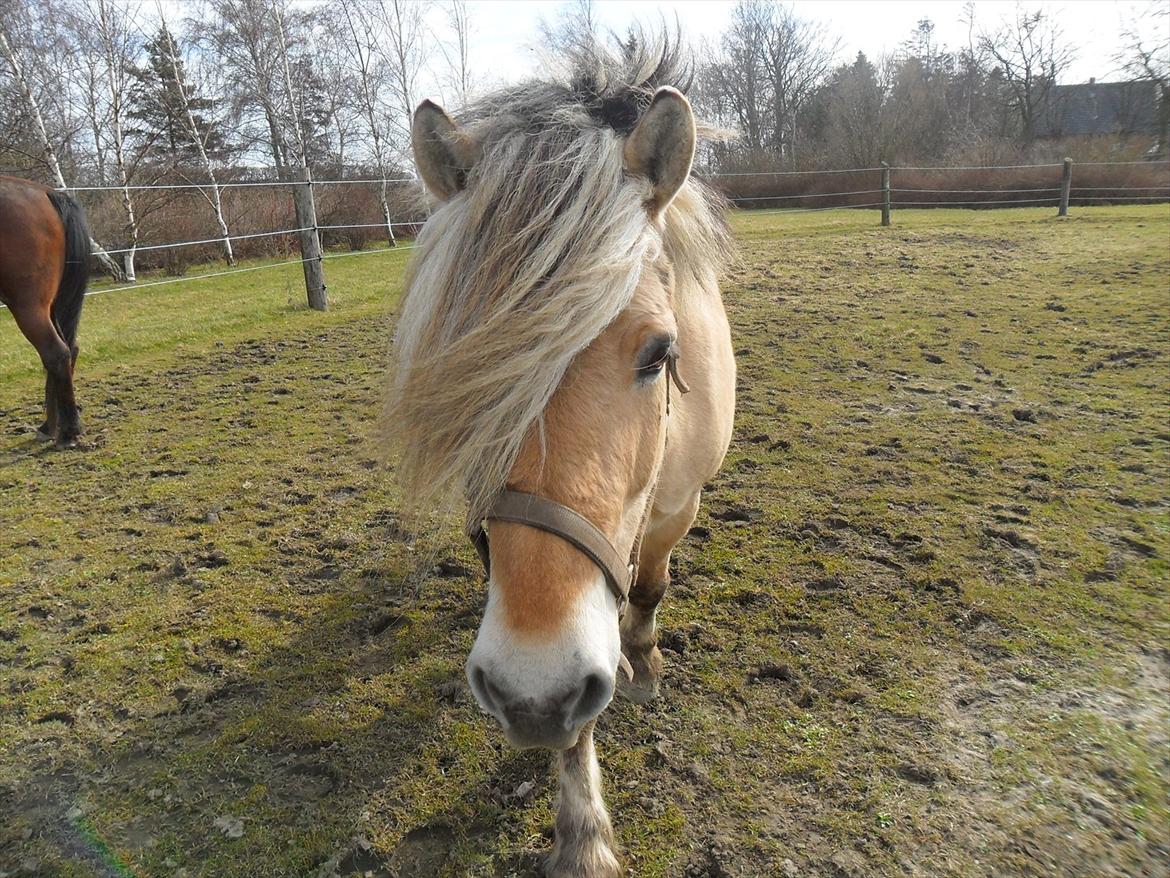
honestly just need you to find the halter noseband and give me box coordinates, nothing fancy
[469,490,635,615]
[466,352,690,624]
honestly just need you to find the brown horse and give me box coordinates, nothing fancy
[387,39,735,877]
[0,176,90,445]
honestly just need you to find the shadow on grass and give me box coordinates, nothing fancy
[10,545,554,877]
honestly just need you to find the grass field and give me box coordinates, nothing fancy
[1,206,1168,878]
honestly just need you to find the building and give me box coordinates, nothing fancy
[1038,79,1166,155]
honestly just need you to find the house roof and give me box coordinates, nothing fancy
[1038,80,1162,138]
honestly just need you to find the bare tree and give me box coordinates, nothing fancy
[79,0,147,279]
[1116,4,1169,155]
[955,1,982,136]
[695,1,836,166]
[0,69,29,164]
[979,7,1075,143]
[1116,4,1169,85]
[0,10,125,279]
[439,0,472,104]
[0,21,69,188]
[313,16,362,170]
[270,0,308,170]
[537,0,598,57]
[336,0,397,243]
[199,0,294,174]
[153,4,234,264]
[377,0,427,156]
[758,2,838,162]
[704,0,770,153]
[3,0,86,176]
[65,28,112,183]
[821,51,886,168]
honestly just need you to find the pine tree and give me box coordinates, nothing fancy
[129,24,227,166]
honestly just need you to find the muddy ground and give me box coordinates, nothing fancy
[1,207,1168,877]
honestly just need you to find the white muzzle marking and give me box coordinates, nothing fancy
[466,573,622,749]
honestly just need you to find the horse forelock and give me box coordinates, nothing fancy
[384,36,729,525]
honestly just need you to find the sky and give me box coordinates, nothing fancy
[466,0,1159,96]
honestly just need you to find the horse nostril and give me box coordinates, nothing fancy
[565,672,614,729]
[469,665,504,718]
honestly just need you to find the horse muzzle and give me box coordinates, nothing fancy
[468,660,614,750]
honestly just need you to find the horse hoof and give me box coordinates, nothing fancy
[545,842,623,878]
[617,645,663,704]
[35,429,54,443]
[618,675,659,704]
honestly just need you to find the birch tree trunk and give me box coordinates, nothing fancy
[378,0,424,147]
[94,0,140,281]
[155,10,235,265]
[447,0,471,103]
[338,0,395,245]
[0,23,126,280]
[271,0,308,171]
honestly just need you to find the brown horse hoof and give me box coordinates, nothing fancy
[55,428,82,448]
[35,428,54,443]
[617,644,663,704]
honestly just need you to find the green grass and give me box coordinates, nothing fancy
[0,248,408,383]
[1,207,1168,877]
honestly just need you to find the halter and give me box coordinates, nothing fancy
[466,351,690,627]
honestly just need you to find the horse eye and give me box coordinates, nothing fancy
[635,335,674,383]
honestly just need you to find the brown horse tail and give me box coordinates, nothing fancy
[45,190,91,349]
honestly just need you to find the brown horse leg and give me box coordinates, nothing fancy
[37,344,73,439]
[619,491,702,703]
[9,301,80,445]
[49,339,80,445]
[37,372,58,441]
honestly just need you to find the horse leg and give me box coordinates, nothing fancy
[9,301,80,445]
[41,343,80,439]
[49,340,81,445]
[619,491,702,703]
[64,342,80,436]
[37,371,58,441]
[546,719,621,878]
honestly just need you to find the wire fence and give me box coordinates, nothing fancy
[711,158,1170,212]
[60,176,418,192]
[83,244,418,299]
[100,221,423,256]
[26,156,1168,307]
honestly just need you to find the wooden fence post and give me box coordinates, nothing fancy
[292,166,327,310]
[881,162,891,227]
[1058,157,1073,217]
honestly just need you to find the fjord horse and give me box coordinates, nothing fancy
[0,176,90,445]
[387,40,735,877]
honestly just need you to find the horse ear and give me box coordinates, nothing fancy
[623,87,696,214]
[411,99,481,201]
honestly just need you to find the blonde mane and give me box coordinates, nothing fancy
[385,39,729,523]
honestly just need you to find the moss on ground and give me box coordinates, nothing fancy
[1,208,1167,877]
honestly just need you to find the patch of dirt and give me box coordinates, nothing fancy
[388,824,456,877]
